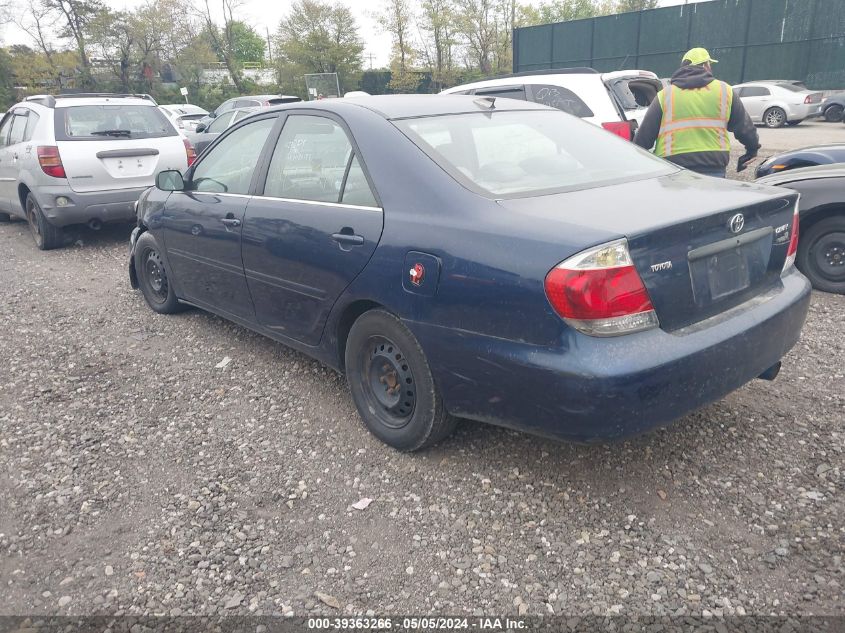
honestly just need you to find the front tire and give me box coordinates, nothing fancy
[345,309,456,451]
[26,195,64,250]
[796,216,845,294]
[824,104,844,122]
[134,231,185,313]
[763,107,787,128]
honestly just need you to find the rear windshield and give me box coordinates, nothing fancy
[395,110,674,197]
[777,83,807,92]
[55,104,177,141]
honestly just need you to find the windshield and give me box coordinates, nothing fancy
[395,110,675,197]
[56,104,177,141]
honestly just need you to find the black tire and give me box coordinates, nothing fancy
[0,212,11,222]
[796,216,845,295]
[763,107,787,128]
[345,309,456,451]
[824,104,844,122]
[786,119,803,126]
[134,231,185,313]
[26,194,64,250]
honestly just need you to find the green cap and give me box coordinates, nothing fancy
[683,47,718,65]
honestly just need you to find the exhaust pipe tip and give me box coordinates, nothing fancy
[88,219,103,231]
[758,361,782,381]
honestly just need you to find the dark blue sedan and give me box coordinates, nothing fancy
[129,95,811,451]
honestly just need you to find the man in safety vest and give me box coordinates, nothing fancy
[634,48,760,178]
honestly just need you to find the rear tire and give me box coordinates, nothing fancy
[796,216,845,295]
[824,104,844,122]
[345,309,456,451]
[26,195,64,250]
[134,231,185,314]
[763,107,787,128]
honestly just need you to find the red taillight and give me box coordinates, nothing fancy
[783,204,800,272]
[183,138,197,167]
[37,146,66,179]
[544,239,659,336]
[602,121,633,141]
[804,95,812,104]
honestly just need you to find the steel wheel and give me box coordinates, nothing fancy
[142,247,169,304]
[764,107,787,128]
[362,336,416,429]
[811,231,845,284]
[824,104,844,122]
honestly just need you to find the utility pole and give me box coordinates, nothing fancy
[266,26,273,63]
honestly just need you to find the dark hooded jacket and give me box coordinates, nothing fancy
[633,64,760,172]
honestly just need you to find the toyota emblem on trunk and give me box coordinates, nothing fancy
[729,213,745,234]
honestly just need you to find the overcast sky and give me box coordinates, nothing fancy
[1,0,707,68]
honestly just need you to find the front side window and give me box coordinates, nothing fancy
[0,114,12,147]
[55,104,176,141]
[264,115,376,205]
[396,110,675,197]
[191,117,275,195]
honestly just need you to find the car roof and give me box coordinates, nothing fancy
[266,94,554,120]
[53,96,155,108]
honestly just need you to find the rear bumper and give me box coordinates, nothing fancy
[411,270,811,442]
[34,185,146,227]
[789,103,824,120]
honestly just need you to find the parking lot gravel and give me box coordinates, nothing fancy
[1,136,843,619]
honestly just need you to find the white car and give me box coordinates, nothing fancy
[733,81,825,128]
[442,68,635,140]
[602,70,663,126]
[159,104,209,132]
[0,93,194,250]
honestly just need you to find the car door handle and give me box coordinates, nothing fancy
[331,232,364,246]
[220,217,241,228]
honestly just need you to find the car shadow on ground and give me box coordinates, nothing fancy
[62,222,135,249]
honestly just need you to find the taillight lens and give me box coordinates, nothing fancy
[783,203,800,272]
[804,95,812,104]
[544,239,659,337]
[37,146,66,179]
[602,121,633,141]
[183,138,197,167]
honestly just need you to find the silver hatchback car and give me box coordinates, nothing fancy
[0,93,194,249]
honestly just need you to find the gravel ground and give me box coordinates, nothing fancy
[1,142,843,618]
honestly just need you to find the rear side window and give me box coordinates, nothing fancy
[396,110,673,197]
[54,105,176,141]
[263,114,376,206]
[529,84,594,118]
[208,111,235,133]
[24,112,40,141]
[9,114,28,145]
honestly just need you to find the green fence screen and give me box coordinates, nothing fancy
[513,0,845,89]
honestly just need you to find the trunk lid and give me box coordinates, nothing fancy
[57,138,188,193]
[498,170,798,331]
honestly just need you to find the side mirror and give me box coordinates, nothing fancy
[195,122,207,133]
[156,170,185,192]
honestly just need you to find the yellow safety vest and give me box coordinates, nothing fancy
[654,79,732,158]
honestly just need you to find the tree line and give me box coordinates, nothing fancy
[0,0,659,109]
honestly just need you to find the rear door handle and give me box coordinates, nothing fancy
[331,232,364,246]
[220,217,241,228]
